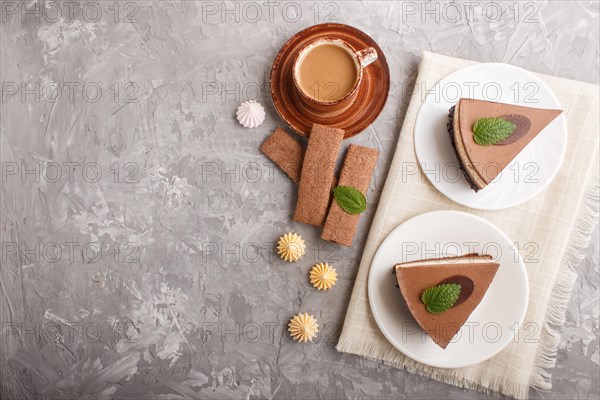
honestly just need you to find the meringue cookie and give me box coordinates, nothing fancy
[309,263,337,290]
[288,312,319,343]
[236,100,265,128]
[277,232,306,262]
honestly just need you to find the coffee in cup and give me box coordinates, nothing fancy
[292,39,377,110]
[297,42,358,102]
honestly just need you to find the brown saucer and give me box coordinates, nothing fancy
[270,24,390,139]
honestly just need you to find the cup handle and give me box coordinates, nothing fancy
[356,47,378,68]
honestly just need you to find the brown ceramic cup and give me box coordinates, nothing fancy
[292,38,378,113]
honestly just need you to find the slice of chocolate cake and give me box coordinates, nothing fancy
[448,98,562,192]
[393,254,500,349]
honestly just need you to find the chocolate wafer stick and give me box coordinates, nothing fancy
[259,127,305,183]
[294,124,345,226]
[321,144,378,246]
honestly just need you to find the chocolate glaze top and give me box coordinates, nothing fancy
[438,275,475,307]
[496,114,531,145]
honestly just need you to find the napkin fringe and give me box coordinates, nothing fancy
[531,173,600,392]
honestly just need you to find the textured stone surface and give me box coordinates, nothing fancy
[0,1,598,399]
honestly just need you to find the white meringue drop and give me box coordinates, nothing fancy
[236,100,266,128]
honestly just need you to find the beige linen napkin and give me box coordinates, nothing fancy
[336,51,599,399]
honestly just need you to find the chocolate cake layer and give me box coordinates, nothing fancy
[447,105,480,192]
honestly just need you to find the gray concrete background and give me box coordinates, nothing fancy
[0,1,598,399]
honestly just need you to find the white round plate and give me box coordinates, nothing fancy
[368,211,529,368]
[414,63,567,210]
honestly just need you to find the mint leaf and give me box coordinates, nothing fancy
[333,186,366,215]
[421,283,462,314]
[473,117,516,146]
